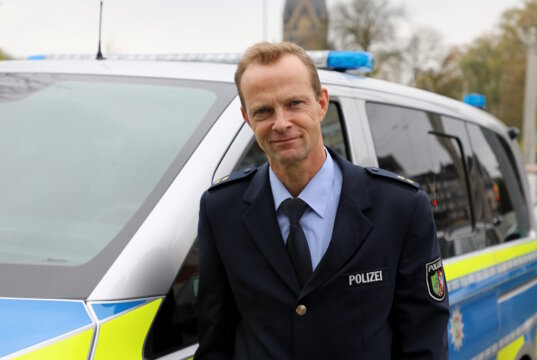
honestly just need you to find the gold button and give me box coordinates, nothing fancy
[296,304,307,316]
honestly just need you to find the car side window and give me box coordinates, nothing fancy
[367,102,482,258]
[322,101,349,159]
[466,123,530,243]
[235,102,349,170]
[144,241,199,359]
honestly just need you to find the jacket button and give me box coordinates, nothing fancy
[296,304,307,316]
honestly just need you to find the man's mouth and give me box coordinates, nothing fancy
[271,136,299,144]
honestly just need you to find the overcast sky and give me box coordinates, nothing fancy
[0,0,525,59]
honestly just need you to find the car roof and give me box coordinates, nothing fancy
[0,59,509,134]
[0,60,237,83]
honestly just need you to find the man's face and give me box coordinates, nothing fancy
[240,54,329,168]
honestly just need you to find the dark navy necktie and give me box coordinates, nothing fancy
[281,198,313,288]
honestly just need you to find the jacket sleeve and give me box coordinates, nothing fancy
[392,190,450,359]
[194,191,238,360]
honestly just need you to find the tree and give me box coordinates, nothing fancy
[494,0,536,129]
[458,1,534,131]
[411,0,535,135]
[0,50,10,60]
[402,27,445,86]
[459,35,504,116]
[415,47,464,100]
[330,0,405,52]
[330,1,448,85]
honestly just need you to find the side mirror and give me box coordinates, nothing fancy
[508,127,520,140]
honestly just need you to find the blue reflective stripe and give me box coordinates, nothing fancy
[91,300,147,321]
[0,299,91,357]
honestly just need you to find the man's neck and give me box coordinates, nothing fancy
[270,147,327,198]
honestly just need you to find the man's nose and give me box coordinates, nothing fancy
[272,109,290,132]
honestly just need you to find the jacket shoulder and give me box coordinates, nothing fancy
[208,167,257,191]
[365,167,419,191]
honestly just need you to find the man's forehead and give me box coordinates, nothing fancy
[243,54,309,79]
[243,79,313,106]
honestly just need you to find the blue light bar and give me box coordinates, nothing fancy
[463,93,486,109]
[26,54,46,61]
[326,51,374,72]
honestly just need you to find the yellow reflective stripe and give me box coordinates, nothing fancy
[444,252,495,281]
[14,328,93,360]
[93,298,162,360]
[496,335,524,360]
[444,239,537,281]
[494,239,537,263]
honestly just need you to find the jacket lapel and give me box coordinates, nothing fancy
[241,164,300,294]
[301,152,373,299]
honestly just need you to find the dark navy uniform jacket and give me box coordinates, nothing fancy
[195,149,449,360]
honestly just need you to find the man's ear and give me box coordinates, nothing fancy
[241,107,252,127]
[318,87,329,121]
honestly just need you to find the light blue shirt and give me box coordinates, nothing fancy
[269,149,343,270]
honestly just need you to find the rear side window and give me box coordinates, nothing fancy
[466,124,530,243]
[367,103,479,258]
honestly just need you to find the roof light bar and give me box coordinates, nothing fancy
[26,54,47,61]
[327,51,374,72]
[25,50,375,73]
[26,53,242,63]
[463,93,486,109]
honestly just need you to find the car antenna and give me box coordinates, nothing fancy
[96,1,105,60]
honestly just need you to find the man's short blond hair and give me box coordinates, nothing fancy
[234,42,321,108]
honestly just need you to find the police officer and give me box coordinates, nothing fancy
[195,42,449,359]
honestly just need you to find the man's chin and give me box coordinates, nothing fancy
[269,150,306,166]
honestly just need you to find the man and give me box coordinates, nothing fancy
[195,42,449,359]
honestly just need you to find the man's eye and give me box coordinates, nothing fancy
[254,108,271,117]
[290,100,303,106]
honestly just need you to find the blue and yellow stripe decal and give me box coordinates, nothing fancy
[444,238,537,359]
[88,298,162,359]
[0,298,93,359]
[0,297,163,359]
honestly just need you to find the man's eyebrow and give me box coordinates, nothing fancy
[250,103,266,109]
[285,92,308,100]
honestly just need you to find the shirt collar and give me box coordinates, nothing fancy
[269,148,335,218]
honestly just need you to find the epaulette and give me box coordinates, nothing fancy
[365,167,419,190]
[209,167,257,190]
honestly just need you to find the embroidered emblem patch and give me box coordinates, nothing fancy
[426,257,445,301]
[449,306,464,351]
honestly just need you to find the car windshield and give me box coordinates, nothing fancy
[0,72,234,297]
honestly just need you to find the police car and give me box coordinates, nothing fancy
[0,51,536,359]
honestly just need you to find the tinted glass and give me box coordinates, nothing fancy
[466,124,530,243]
[0,73,234,298]
[367,103,479,258]
[321,102,348,159]
[145,241,199,358]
